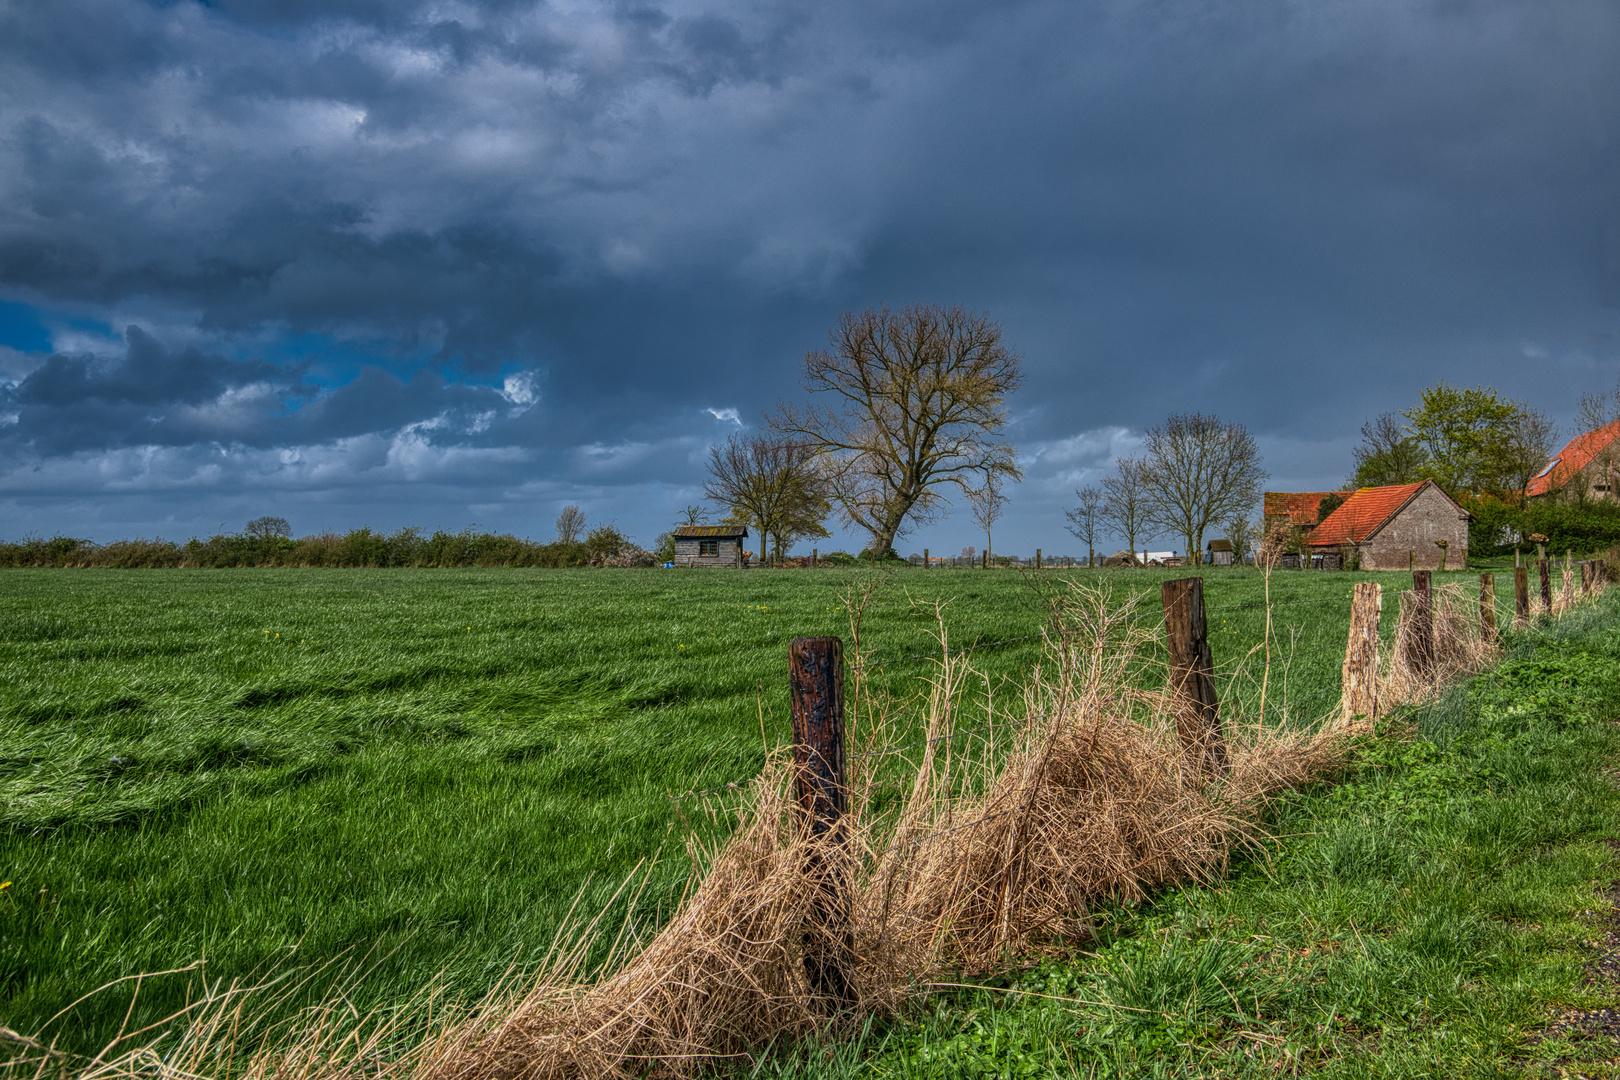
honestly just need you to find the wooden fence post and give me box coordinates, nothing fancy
[1160,578,1227,776]
[788,636,854,1008]
[1409,570,1435,679]
[1342,582,1381,721]
[1479,573,1496,645]
[1514,565,1530,626]
[922,547,928,570]
[1036,548,1042,570]
[1581,560,1594,593]
[1538,558,1552,615]
[811,548,817,569]
[982,550,988,570]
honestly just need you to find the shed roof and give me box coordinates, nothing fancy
[673,525,748,538]
[1526,420,1620,498]
[1263,491,1339,526]
[1307,481,1463,546]
[1207,539,1234,552]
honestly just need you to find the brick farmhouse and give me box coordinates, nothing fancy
[1526,420,1620,503]
[1305,481,1470,570]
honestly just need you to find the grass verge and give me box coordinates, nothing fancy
[742,591,1620,1079]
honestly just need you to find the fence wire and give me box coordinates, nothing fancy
[671,594,1366,803]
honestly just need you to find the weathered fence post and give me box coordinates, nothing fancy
[1409,570,1435,679]
[922,547,928,570]
[1538,558,1552,615]
[1514,566,1530,626]
[982,550,988,570]
[1036,548,1042,570]
[1160,578,1228,776]
[1582,560,1595,594]
[811,548,818,569]
[1342,582,1382,721]
[1479,573,1497,645]
[788,636,854,1008]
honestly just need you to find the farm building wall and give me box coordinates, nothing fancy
[672,537,745,568]
[1357,485,1469,570]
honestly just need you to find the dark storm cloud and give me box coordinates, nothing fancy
[1,0,1618,545]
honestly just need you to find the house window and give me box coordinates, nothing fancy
[699,539,719,556]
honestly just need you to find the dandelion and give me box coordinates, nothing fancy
[0,882,10,890]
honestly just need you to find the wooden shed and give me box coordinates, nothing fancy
[673,525,749,568]
[1206,538,1235,566]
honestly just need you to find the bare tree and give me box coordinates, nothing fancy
[704,433,831,566]
[554,505,587,544]
[1141,414,1268,565]
[1099,457,1155,566]
[244,516,291,540]
[1349,412,1429,488]
[1577,378,1620,433]
[772,304,1023,554]
[1225,514,1257,566]
[1065,485,1103,567]
[677,504,710,527]
[1500,407,1559,507]
[968,476,1007,564]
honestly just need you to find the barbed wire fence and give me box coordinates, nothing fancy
[668,587,1365,804]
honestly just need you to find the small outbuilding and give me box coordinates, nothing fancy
[1306,480,1470,570]
[1206,538,1235,566]
[672,525,749,568]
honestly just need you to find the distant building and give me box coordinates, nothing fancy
[1263,491,1340,538]
[1306,481,1470,570]
[1527,420,1620,503]
[672,525,748,568]
[1206,538,1235,566]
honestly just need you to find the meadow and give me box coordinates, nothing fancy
[0,564,1488,1053]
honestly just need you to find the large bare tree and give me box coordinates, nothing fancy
[1141,414,1267,565]
[704,433,830,566]
[1099,457,1155,564]
[773,304,1023,554]
[1064,485,1103,567]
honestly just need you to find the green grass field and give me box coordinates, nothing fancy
[0,565,1492,1053]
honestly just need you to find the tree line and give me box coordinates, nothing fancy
[0,519,652,569]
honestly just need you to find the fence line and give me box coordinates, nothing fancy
[850,633,1044,673]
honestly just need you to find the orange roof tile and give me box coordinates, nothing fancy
[1263,491,1340,526]
[1526,420,1620,498]
[1307,481,1431,546]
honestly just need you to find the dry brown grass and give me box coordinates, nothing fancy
[10,574,1530,1080]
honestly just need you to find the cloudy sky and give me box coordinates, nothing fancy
[2,0,1618,555]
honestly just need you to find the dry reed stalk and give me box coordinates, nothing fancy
[1382,581,1496,710]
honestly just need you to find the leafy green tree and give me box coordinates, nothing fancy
[1401,383,1520,497]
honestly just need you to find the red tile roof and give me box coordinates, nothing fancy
[1307,481,1431,546]
[1526,420,1620,499]
[1263,491,1339,526]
